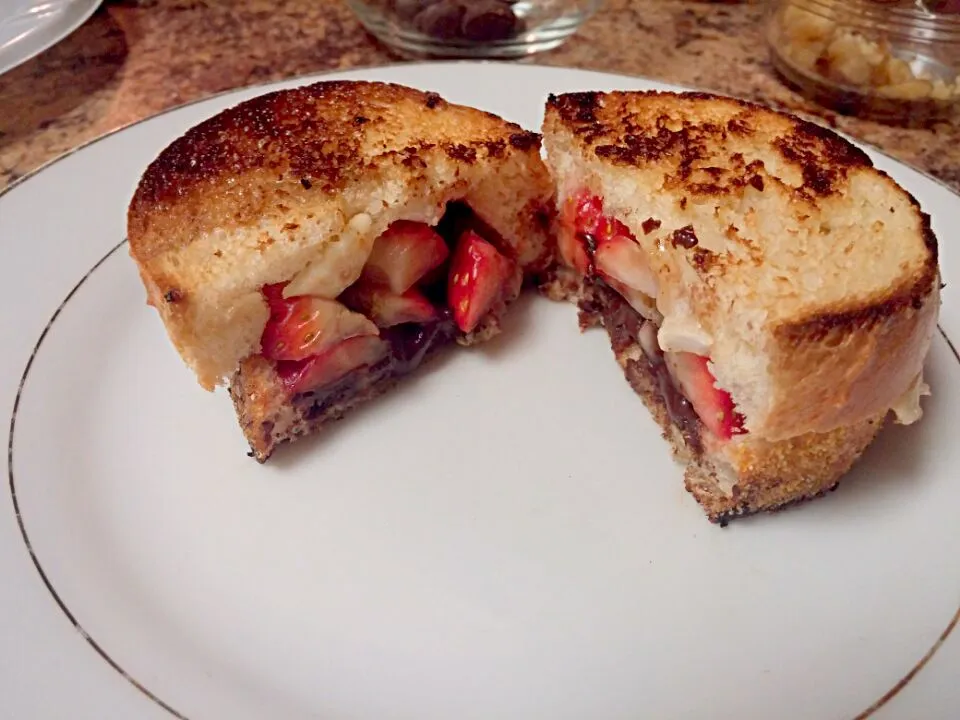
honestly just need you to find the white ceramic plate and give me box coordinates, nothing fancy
[1,63,959,720]
[0,0,101,75]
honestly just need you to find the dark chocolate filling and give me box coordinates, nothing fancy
[293,311,458,420]
[583,278,704,455]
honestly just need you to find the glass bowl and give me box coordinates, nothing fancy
[767,0,960,124]
[346,0,602,58]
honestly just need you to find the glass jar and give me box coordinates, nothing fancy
[346,0,602,59]
[767,0,960,124]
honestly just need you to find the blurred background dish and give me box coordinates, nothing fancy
[345,0,602,58]
[0,0,102,75]
[767,0,960,124]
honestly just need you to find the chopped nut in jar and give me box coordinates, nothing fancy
[775,4,960,104]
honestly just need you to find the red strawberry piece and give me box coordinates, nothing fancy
[361,220,450,294]
[276,335,389,395]
[260,289,378,362]
[340,282,438,328]
[666,352,746,440]
[594,230,659,298]
[262,282,290,313]
[558,221,591,275]
[447,229,512,333]
[572,191,604,236]
[599,216,632,242]
[558,192,598,274]
[559,191,660,297]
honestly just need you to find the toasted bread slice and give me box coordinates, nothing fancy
[128,81,554,460]
[542,90,939,521]
[128,80,553,391]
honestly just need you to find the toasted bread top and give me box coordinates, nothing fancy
[543,90,939,439]
[545,90,882,199]
[130,80,542,263]
[128,81,554,389]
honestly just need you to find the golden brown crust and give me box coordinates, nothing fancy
[692,415,885,524]
[129,80,541,265]
[765,265,939,438]
[543,89,937,283]
[544,90,872,200]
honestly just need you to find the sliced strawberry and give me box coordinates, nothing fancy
[559,191,661,300]
[276,335,389,395]
[261,289,378,362]
[558,224,591,275]
[594,230,659,298]
[558,193,596,274]
[361,220,449,294]
[262,283,290,314]
[571,191,604,235]
[447,229,512,333]
[666,352,746,440]
[340,282,438,328]
[605,277,657,317]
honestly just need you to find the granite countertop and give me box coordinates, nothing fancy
[2,0,959,193]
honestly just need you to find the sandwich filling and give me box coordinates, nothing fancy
[558,190,747,451]
[248,202,518,410]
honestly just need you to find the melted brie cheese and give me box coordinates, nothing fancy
[891,373,930,425]
[657,313,713,356]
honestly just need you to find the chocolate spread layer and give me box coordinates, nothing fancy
[579,278,704,455]
[293,312,458,421]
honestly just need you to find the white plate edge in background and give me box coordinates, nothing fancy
[0,0,102,76]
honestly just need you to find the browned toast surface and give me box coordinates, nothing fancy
[130,81,540,262]
[545,90,874,198]
[543,90,937,315]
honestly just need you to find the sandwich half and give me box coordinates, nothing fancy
[541,90,940,524]
[128,80,554,461]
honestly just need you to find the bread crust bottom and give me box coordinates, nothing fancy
[685,418,883,525]
[230,354,412,463]
[229,313,504,462]
[542,270,887,524]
